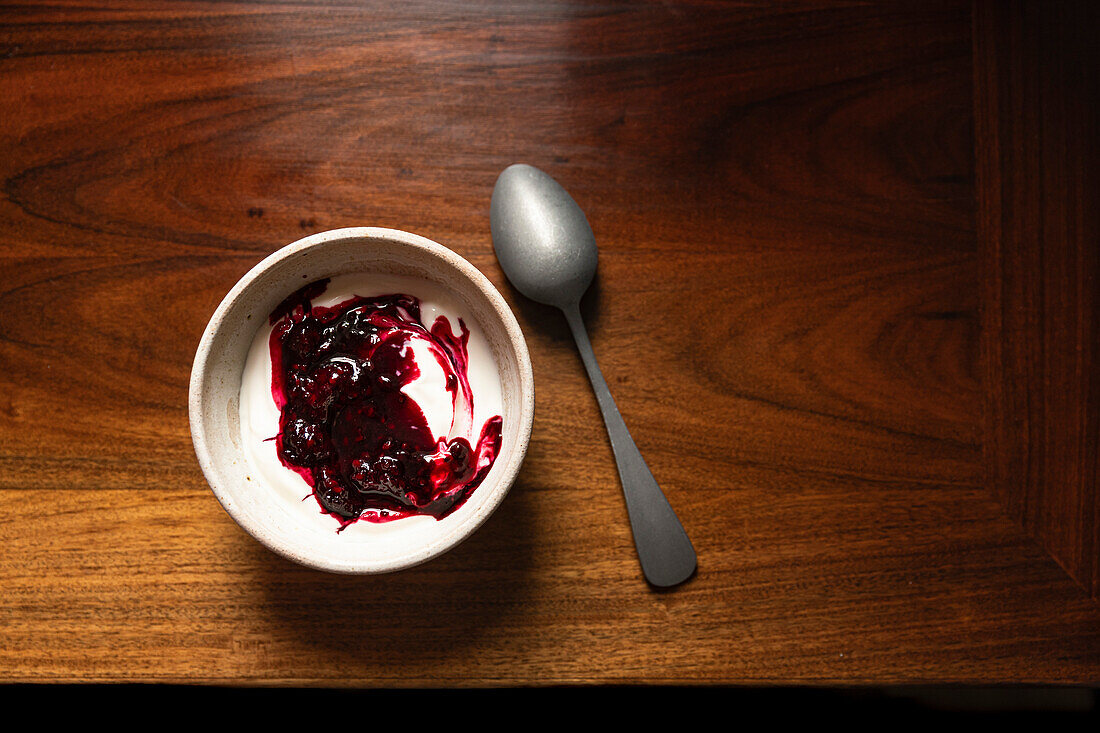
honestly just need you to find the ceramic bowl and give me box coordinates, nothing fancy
[188,227,534,573]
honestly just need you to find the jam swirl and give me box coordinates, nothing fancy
[267,278,503,528]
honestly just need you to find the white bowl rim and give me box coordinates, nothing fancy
[188,226,534,574]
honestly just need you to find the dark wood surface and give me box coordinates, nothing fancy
[976,0,1100,601]
[1,1,1098,684]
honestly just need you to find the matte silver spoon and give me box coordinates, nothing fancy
[490,163,697,588]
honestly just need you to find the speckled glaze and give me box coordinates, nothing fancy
[188,228,534,574]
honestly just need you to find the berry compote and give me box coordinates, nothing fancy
[267,278,503,528]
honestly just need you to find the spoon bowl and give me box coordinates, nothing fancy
[490,164,597,308]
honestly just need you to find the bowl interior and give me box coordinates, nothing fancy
[190,228,532,573]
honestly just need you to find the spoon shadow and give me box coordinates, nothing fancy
[499,267,604,343]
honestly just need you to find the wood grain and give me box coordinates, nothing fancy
[975,0,1100,600]
[1,0,1098,684]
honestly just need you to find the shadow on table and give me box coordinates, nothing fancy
[497,265,605,348]
[242,469,540,669]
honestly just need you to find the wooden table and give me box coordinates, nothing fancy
[2,1,1098,685]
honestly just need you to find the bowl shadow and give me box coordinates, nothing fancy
[244,473,539,669]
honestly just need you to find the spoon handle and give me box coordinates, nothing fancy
[562,305,697,587]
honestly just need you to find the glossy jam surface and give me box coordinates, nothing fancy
[268,279,503,528]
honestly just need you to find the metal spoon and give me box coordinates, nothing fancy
[490,163,697,588]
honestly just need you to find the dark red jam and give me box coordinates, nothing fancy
[268,278,503,528]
